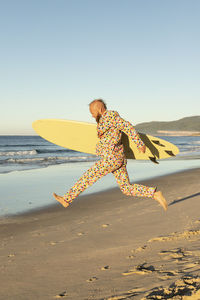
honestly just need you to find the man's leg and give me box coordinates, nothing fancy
[112,164,156,197]
[53,156,124,207]
[112,164,167,210]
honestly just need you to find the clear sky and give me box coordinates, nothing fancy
[1,0,200,135]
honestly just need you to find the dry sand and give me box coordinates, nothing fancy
[0,168,200,300]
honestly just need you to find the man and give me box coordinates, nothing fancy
[53,99,167,211]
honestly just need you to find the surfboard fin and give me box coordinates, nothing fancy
[152,140,165,147]
[165,150,175,157]
[149,156,159,164]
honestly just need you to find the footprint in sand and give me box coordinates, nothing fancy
[125,246,147,259]
[122,263,157,276]
[159,248,185,260]
[86,276,98,282]
[159,248,193,262]
[101,224,110,228]
[50,242,57,246]
[158,270,181,280]
[8,254,16,262]
[126,255,135,259]
[31,232,45,237]
[101,265,110,270]
[77,221,85,225]
[123,263,181,278]
[54,291,67,298]
[77,232,85,236]
[134,245,147,253]
[49,240,65,246]
[8,254,15,258]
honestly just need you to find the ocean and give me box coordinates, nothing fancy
[0,135,97,174]
[0,135,200,174]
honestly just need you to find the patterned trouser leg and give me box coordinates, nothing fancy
[63,156,124,203]
[112,164,156,198]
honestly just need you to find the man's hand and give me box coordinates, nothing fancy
[138,145,146,153]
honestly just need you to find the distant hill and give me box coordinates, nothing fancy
[135,116,200,135]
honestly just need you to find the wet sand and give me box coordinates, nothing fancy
[0,168,200,299]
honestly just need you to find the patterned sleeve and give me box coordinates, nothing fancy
[113,112,145,148]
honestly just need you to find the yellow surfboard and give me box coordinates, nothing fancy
[32,119,179,164]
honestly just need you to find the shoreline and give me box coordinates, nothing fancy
[0,168,200,299]
[1,166,199,222]
[1,164,200,221]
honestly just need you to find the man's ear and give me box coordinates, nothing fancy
[100,107,105,114]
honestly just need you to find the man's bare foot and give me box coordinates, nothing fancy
[153,191,168,211]
[53,193,69,208]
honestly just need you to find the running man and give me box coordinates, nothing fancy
[53,99,168,211]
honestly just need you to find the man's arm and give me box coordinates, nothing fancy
[113,112,146,153]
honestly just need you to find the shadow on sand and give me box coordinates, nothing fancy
[169,192,200,206]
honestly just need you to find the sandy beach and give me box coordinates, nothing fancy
[0,168,200,299]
